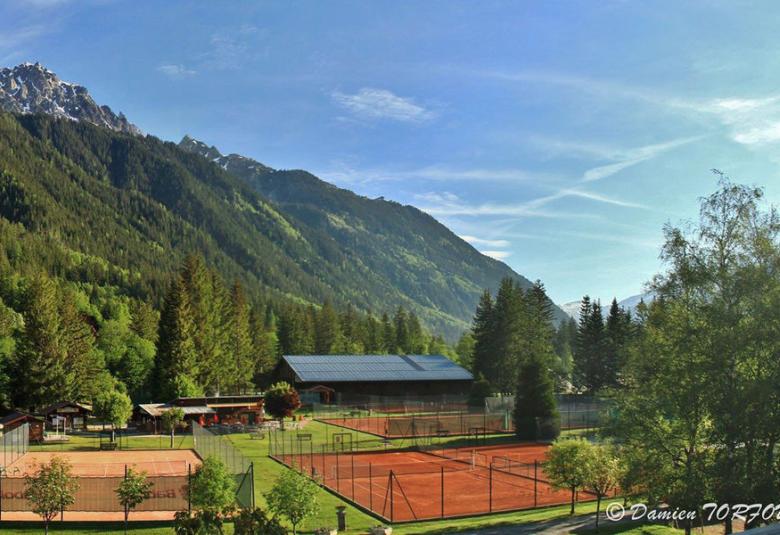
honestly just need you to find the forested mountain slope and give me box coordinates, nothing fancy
[0,111,564,339]
[180,137,569,334]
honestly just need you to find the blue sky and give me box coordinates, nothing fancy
[3,0,780,305]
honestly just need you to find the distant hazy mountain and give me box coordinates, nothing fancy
[0,63,140,134]
[561,292,655,322]
[561,301,583,321]
[618,292,655,314]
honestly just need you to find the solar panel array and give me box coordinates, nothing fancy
[284,354,474,382]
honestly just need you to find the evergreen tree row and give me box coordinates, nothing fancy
[470,278,565,393]
[466,277,560,439]
[572,296,637,392]
[0,246,453,410]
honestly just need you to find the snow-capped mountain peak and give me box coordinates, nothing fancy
[0,62,140,135]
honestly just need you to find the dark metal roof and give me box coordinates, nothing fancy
[283,355,474,383]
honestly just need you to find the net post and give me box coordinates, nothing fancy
[534,460,538,507]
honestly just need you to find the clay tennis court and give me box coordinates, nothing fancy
[0,450,201,521]
[277,442,596,521]
[3,450,200,477]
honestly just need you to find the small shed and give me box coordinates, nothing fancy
[0,411,44,442]
[40,401,92,431]
[136,395,265,433]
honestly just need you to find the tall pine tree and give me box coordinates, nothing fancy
[155,276,200,399]
[227,281,253,393]
[470,289,494,384]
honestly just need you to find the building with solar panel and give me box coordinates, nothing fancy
[276,354,474,404]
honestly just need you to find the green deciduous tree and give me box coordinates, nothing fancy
[584,444,623,530]
[161,407,185,449]
[265,469,320,535]
[25,457,80,535]
[115,468,153,534]
[190,457,237,517]
[93,381,133,443]
[544,440,592,515]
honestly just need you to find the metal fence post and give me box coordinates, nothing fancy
[351,452,356,499]
[336,449,340,493]
[369,462,373,511]
[489,463,493,513]
[389,470,395,522]
[188,463,192,514]
[250,462,256,509]
[534,460,538,507]
[440,465,444,519]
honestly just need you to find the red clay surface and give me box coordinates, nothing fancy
[1,450,200,521]
[277,443,596,522]
[4,450,199,477]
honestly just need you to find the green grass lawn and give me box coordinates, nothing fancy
[5,421,604,534]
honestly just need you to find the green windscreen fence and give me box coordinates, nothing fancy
[1,423,29,472]
[192,422,254,509]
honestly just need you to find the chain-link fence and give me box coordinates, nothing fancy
[0,424,29,472]
[192,422,254,509]
[482,395,612,433]
[269,429,596,522]
[318,409,512,439]
[313,394,470,415]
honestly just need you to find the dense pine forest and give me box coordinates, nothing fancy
[0,237,450,410]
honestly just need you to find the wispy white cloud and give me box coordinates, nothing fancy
[15,0,69,7]
[581,136,701,182]
[413,191,460,204]
[0,24,48,49]
[555,230,660,249]
[332,88,433,123]
[157,63,197,78]
[460,235,511,247]
[200,25,259,70]
[693,97,780,146]
[418,187,644,217]
[464,66,780,150]
[481,250,512,260]
[322,164,549,186]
